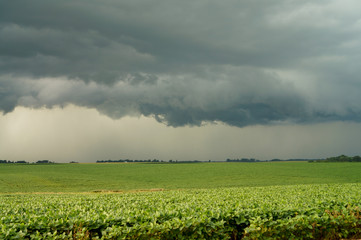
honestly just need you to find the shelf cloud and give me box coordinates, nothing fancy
[1,0,361,127]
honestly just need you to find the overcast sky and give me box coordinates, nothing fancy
[1,0,361,162]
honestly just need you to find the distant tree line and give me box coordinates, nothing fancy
[168,160,202,164]
[226,158,260,162]
[268,159,312,162]
[310,155,361,162]
[35,160,54,164]
[0,160,54,164]
[226,158,314,162]
[96,159,203,163]
[0,160,28,164]
[97,159,162,163]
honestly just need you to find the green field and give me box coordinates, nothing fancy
[2,162,361,239]
[2,183,361,239]
[1,162,361,193]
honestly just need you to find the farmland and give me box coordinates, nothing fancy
[1,162,361,192]
[1,162,361,239]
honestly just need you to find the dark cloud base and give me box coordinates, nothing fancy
[1,0,361,127]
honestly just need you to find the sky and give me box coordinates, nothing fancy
[1,0,361,162]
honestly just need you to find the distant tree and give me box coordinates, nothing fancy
[313,155,361,162]
[16,161,28,164]
[36,160,53,164]
[0,160,14,163]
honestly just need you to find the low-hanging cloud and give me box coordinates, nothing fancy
[1,0,361,127]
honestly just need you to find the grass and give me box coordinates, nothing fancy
[1,162,361,193]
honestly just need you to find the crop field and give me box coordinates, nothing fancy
[1,162,361,239]
[1,162,361,192]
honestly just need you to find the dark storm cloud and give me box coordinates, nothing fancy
[1,0,361,126]
[1,0,348,74]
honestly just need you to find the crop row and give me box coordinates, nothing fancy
[1,184,361,239]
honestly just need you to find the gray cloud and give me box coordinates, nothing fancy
[1,0,361,127]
